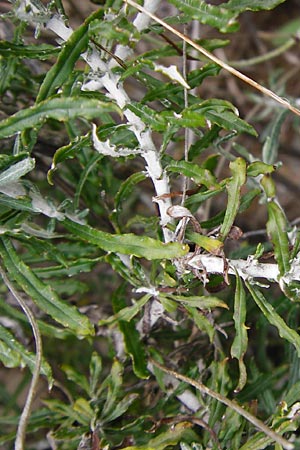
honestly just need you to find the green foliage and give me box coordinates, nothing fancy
[0,0,300,449]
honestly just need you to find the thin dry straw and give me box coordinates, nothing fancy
[125,0,300,117]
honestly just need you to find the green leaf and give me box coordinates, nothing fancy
[185,305,215,342]
[122,422,197,450]
[184,100,257,136]
[0,324,52,381]
[0,42,59,59]
[0,97,121,138]
[224,0,286,13]
[262,110,289,164]
[63,218,188,260]
[231,274,248,392]
[126,103,166,131]
[247,161,276,177]
[89,352,102,397]
[47,134,91,184]
[112,286,149,379]
[99,294,150,325]
[114,171,147,215]
[37,8,104,102]
[0,237,94,337]
[168,0,239,33]
[62,365,90,394]
[187,231,224,255]
[166,160,220,189]
[220,157,247,240]
[266,201,291,276]
[166,294,228,310]
[246,282,300,357]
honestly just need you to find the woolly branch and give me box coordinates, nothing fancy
[46,3,174,242]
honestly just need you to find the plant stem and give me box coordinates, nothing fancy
[0,267,42,450]
[125,0,300,117]
[150,358,294,450]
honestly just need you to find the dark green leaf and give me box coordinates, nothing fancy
[168,0,239,33]
[246,282,300,357]
[0,97,120,138]
[0,237,94,336]
[112,286,149,379]
[0,42,59,59]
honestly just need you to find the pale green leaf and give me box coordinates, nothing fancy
[231,274,248,392]
[266,201,291,276]
[63,218,188,260]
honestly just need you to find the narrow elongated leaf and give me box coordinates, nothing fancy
[266,201,291,276]
[99,294,151,325]
[185,305,215,342]
[231,274,248,392]
[184,100,257,136]
[0,324,52,381]
[37,24,88,102]
[112,286,149,379]
[224,0,286,13]
[262,110,289,164]
[220,157,246,240]
[247,161,276,177]
[63,218,188,260]
[0,97,121,138]
[168,0,239,33]
[166,294,228,310]
[246,282,300,357]
[114,172,147,212]
[166,160,220,189]
[187,231,224,255]
[0,42,59,59]
[0,237,94,336]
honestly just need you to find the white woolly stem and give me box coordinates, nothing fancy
[46,3,173,242]
[186,253,300,284]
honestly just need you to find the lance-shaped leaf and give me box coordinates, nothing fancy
[0,324,52,382]
[0,42,59,59]
[166,160,220,189]
[168,0,239,33]
[0,97,121,138]
[37,8,104,102]
[246,282,300,357]
[220,157,246,240]
[231,274,248,392]
[112,285,149,379]
[182,100,257,136]
[266,201,291,276]
[63,218,188,260]
[0,237,94,337]
[224,0,286,13]
[165,294,228,310]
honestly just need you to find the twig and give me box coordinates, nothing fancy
[150,358,294,450]
[0,266,42,450]
[124,0,300,117]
